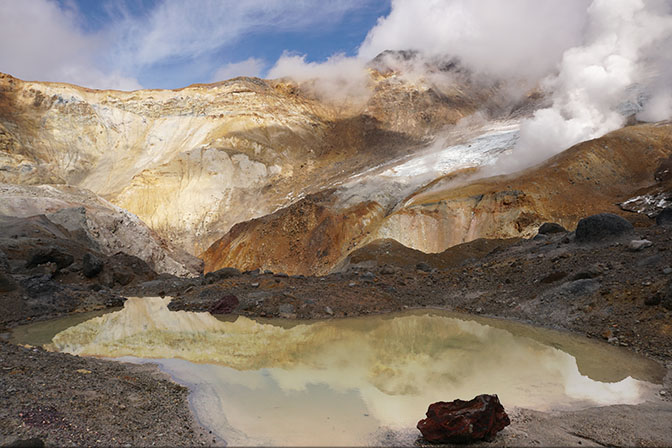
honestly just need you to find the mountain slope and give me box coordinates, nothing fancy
[202,122,672,274]
[0,65,498,255]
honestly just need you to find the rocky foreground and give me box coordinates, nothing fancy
[1,210,672,446]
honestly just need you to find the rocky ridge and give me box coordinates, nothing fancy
[0,62,506,257]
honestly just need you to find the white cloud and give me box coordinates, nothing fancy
[0,0,141,90]
[211,58,266,82]
[358,0,592,81]
[111,0,374,72]
[0,0,374,90]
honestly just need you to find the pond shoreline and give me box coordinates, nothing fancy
[2,303,672,447]
[2,225,672,446]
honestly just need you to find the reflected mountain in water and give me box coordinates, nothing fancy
[51,297,659,446]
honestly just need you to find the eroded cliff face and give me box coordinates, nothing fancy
[203,122,671,274]
[0,183,201,276]
[0,66,492,255]
[376,123,672,252]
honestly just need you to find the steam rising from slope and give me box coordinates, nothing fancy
[505,0,672,171]
[268,52,371,103]
[272,0,672,169]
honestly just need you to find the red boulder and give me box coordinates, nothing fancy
[417,394,510,443]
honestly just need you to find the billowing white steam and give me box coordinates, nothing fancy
[272,0,672,170]
[268,52,371,103]
[506,0,672,171]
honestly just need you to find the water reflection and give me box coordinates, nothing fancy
[51,297,660,446]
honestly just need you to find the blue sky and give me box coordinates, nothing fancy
[0,0,389,90]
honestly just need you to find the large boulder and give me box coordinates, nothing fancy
[575,213,633,243]
[82,253,104,278]
[656,207,672,226]
[0,271,17,292]
[538,222,567,235]
[417,394,510,443]
[25,247,74,270]
[205,267,241,284]
[209,294,240,314]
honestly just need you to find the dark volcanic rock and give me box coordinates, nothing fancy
[6,438,45,448]
[416,262,432,272]
[0,271,17,292]
[209,294,239,314]
[82,253,104,278]
[662,282,672,311]
[25,247,74,270]
[112,270,134,286]
[205,267,241,284]
[645,294,662,306]
[108,252,156,284]
[538,222,567,234]
[21,274,61,295]
[541,271,568,284]
[656,207,672,226]
[417,394,510,444]
[575,213,634,243]
[0,249,9,271]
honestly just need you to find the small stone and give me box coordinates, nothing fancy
[348,282,356,287]
[278,303,295,314]
[628,239,653,251]
[645,295,662,306]
[475,307,483,314]
[380,265,395,275]
[250,282,260,288]
[663,267,672,275]
[416,262,432,272]
[324,306,334,316]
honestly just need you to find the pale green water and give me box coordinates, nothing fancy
[12,297,665,446]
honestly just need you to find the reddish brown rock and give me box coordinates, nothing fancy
[209,294,239,314]
[417,394,510,444]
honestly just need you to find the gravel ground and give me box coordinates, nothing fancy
[0,341,215,447]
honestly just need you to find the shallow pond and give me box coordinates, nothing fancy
[13,297,665,446]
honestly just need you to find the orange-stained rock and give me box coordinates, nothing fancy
[201,191,384,276]
[417,394,510,444]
